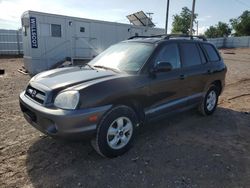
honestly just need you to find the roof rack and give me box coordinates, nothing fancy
[164,34,207,41]
[128,34,207,41]
[128,35,162,40]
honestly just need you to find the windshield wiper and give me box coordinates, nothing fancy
[93,65,120,73]
[85,63,95,70]
[78,63,95,70]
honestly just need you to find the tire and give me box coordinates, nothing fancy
[199,85,219,116]
[92,105,138,158]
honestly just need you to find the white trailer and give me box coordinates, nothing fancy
[21,11,164,74]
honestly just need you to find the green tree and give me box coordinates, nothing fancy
[205,22,231,38]
[171,7,198,35]
[205,26,218,38]
[230,10,250,36]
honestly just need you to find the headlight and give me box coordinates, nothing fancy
[54,90,80,110]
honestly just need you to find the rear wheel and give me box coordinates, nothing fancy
[92,105,138,158]
[199,85,219,116]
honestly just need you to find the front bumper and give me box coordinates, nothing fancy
[19,91,111,139]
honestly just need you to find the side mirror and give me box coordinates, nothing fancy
[154,61,172,72]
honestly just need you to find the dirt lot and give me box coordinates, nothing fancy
[0,48,250,188]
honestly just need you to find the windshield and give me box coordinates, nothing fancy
[89,42,154,72]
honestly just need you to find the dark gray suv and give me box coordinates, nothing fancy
[20,35,227,157]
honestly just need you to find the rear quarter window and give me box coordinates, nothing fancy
[202,44,220,62]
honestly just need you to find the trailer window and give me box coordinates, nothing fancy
[80,27,85,32]
[21,17,29,37]
[23,26,27,36]
[51,24,61,37]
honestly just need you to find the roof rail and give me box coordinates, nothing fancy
[164,34,207,41]
[128,34,207,41]
[128,35,163,40]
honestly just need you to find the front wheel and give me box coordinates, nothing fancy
[92,105,138,158]
[199,85,219,116]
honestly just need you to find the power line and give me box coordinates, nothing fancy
[234,0,250,9]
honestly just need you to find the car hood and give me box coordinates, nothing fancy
[30,66,118,90]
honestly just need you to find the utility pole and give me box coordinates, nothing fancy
[189,0,196,35]
[146,12,154,27]
[165,0,170,34]
[195,20,198,35]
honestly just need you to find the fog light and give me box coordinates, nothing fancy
[47,125,58,134]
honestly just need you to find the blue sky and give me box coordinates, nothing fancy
[0,0,249,34]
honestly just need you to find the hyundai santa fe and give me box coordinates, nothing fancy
[19,35,227,158]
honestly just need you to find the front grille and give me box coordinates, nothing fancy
[25,85,46,104]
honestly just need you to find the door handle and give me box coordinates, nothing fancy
[207,70,212,74]
[179,74,186,80]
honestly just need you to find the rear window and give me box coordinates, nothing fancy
[180,43,202,67]
[202,44,220,62]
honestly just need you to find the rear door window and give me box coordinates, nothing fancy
[202,44,220,62]
[197,45,207,64]
[180,43,202,67]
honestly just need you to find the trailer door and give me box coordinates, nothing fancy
[73,21,92,58]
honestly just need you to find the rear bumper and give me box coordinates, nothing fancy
[19,91,111,140]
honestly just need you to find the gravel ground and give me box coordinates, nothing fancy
[0,48,250,188]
